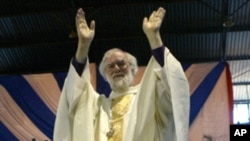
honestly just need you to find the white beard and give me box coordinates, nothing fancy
[107,71,134,92]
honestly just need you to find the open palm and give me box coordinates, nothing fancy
[142,7,166,35]
[75,8,95,42]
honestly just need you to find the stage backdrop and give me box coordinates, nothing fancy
[0,62,233,141]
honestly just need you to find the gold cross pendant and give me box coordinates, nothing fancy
[106,128,115,138]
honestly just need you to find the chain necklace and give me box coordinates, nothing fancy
[106,94,132,139]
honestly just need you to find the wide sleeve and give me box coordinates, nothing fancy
[155,47,190,141]
[53,59,99,141]
[132,47,190,141]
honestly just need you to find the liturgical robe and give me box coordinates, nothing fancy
[53,47,190,141]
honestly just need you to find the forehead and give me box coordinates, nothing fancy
[104,51,127,63]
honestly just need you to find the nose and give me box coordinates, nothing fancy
[113,64,121,70]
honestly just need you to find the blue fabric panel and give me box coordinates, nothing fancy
[0,122,18,141]
[189,62,225,125]
[0,75,55,139]
[182,63,191,72]
[53,72,67,90]
[96,69,111,97]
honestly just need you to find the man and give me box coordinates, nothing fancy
[53,7,190,141]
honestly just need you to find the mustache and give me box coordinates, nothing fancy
[112,72,125,77]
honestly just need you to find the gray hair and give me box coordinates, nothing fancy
[99,48,138,80]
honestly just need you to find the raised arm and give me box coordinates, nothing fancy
[142,7,166,49]
[75,8,95,63]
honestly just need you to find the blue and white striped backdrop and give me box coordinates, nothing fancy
[0,62,233,141]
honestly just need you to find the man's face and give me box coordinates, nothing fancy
[104,51,133,92]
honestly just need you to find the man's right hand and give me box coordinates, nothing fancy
[75,8,95,63]
[76,8,95,43]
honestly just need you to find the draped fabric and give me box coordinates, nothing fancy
[187,62,233,141]
[0,62,233,141]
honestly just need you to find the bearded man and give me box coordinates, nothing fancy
[53,7,190,141]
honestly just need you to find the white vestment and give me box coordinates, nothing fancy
[53,47,190,141]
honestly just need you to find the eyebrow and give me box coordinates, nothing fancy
[106,59,126,65]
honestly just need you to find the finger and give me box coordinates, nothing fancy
[149,11,156,20]
[76,8,86,25]
[78,8,86,19]
[143,17,148,24]
[156,7,166,19]
[90,20,95,30]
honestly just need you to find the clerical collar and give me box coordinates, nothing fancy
[109,84,139,99]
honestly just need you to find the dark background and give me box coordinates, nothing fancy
[0,0,249,74]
